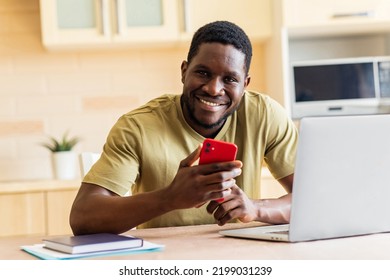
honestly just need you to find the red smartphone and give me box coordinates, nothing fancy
[199,139,238,165]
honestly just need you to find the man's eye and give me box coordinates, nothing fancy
[196,70,208,76]
[225,77,237,83]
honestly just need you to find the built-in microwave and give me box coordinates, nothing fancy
[290,56,390,119]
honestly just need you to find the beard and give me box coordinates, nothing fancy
[181,93,239,130]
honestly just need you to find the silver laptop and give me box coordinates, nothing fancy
[220,114,390,242]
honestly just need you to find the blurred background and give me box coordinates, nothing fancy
[0,0,270,181]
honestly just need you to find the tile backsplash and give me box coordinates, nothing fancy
[0,0,266,181]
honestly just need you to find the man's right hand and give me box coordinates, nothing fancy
[164,145,242,210]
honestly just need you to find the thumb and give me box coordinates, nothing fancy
[179,144,202,168]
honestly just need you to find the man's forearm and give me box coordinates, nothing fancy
[255,193,292,224]
[70,184,173,235]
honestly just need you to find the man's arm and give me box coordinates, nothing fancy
[70,182,174,235]
[206,174,294,226]
[277,173,294,193]
[70,146,243,235]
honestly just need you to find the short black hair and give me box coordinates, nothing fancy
[187,21,252,75]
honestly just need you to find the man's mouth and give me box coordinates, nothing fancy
[199,98,227,107]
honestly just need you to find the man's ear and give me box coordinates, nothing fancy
[244,75,251,88]
[180,61,188,84]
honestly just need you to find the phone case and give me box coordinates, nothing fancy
[199,139,238,165]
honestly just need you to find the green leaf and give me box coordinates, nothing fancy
[40,131,81,152]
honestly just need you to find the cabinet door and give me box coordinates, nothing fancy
[40,0,111,48]
[40,0,179,49]
[0,193,45,237]
[113,0,179,44]
[181,0,272,42]
[46,190,78,235]
[283,0,390,28]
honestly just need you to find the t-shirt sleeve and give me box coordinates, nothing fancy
[83,115,141,196]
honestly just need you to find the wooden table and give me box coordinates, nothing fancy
[2,223,390,260]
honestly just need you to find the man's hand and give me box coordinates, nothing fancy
[206,185,292,225]
[206,185,258,225]
[164,146,243,210]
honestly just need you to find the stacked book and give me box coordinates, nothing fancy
[21,233,164,260]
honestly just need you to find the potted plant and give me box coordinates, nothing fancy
[41,131,81,180]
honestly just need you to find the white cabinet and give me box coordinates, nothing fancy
[181,0,272,42]
[283,0,390,30]
[40,0,272,50]
[283,0,390,59]
[40,0,180,50]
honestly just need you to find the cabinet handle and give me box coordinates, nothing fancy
[331,11,374,18]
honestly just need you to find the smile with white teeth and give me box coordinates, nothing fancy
[200,98,221,107]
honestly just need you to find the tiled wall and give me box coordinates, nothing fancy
[0,0,266,181]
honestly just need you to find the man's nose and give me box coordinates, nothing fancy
[202,78,225,96]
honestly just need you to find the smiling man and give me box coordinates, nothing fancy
[70,21,298,235]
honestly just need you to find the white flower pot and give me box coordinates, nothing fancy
[52,151,77,180]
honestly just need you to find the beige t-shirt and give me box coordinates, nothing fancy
[83,90,298,228]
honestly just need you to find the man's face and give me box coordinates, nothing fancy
[181,43,250,137]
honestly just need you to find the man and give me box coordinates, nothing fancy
[70,21,298,235]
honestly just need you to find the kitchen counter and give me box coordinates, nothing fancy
[0,179,81,194]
